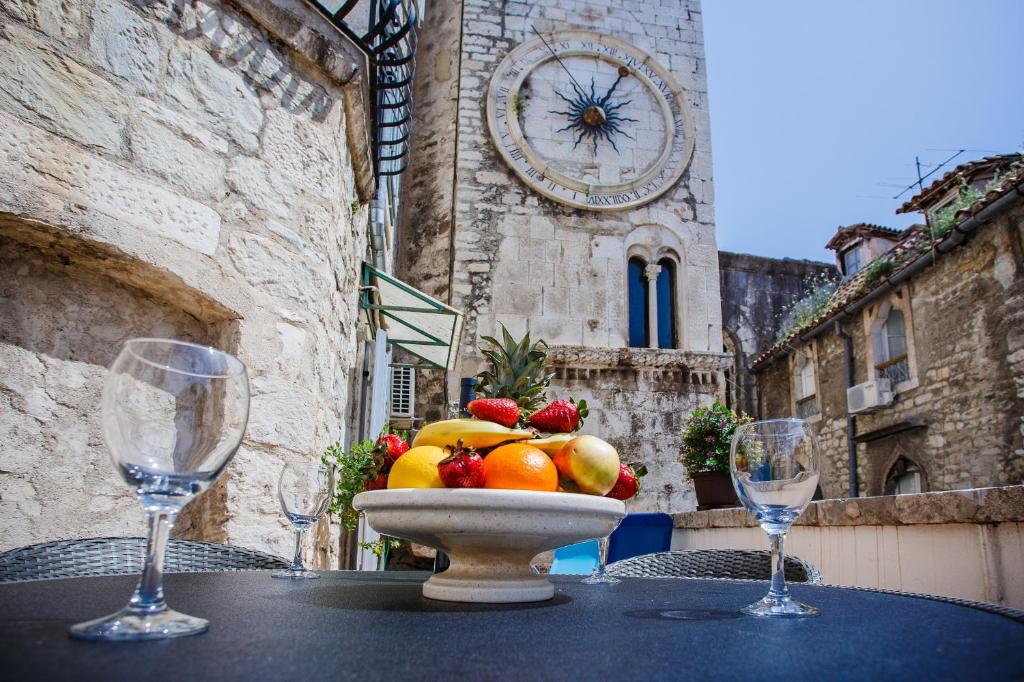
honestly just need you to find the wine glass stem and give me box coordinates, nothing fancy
[128,509,176,614]
[768,531,788,599]
[290,527,306,572]
[596,535,609,576]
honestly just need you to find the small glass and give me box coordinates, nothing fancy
[730,418,820,617]
[71,339,250,641]
[273,461,334,579]
[582,523,622,585]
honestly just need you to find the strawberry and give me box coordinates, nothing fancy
[375,433,409,462]
[527,398,588,433]
[437,440,486,488]
[467,398,520,428]
[605,464,647,501]
[364,473,389,491]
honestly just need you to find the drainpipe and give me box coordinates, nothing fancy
[369,185,387,270]
[834,319,858,497]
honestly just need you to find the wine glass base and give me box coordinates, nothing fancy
[70,607,209,641]
[272,568,321,579]
[741,594,820,618]
[581,572,621,585]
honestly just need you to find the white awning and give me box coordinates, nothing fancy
[360,263,463,371]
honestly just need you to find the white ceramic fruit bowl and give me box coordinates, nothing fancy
[352,488,626,603]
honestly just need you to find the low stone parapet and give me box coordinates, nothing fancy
[671,486,1024,609]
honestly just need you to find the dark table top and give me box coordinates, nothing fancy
[1,571,1022,681]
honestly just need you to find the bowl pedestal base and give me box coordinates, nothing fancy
[423,546,553,603]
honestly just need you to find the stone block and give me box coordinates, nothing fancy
[0,109,221,255]
[0,25,127,156]
[542,286,571,317]
[166,42,263,153]
[261,108,345,200]
[130,115,226,198]
[226,157,296,218]
[89,0,161,94]
[4,0,83,40]
[228,231,328,308]
[246,376,317,453]
[530,317,582,346]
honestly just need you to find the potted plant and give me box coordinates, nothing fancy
[680,402,752,510]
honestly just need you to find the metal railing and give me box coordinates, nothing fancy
[307,0,418,183]
[876,355,910,385]
[795,396,819,419]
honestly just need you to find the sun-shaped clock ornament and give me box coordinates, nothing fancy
[486,30,695,212]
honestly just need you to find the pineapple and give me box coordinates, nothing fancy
[475,324,553,417]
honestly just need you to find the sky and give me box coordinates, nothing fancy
[702,0,1024,262]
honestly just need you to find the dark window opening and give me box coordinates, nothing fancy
[656,259,676,349]
[627,258,649,348]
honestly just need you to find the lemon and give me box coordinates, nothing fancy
[387,446,447,489]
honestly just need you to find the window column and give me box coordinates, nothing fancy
[643,263,662,349]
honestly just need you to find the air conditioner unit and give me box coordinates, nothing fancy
[389,366,415,420]
[846,378,893,414]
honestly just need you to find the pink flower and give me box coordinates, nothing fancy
[705,435,715,443]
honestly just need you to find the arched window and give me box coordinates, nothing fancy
[627,257,649,348]
[884,456,924,495]
[656,259,676,349]
[874,307,910,384]
[793,350,818,418]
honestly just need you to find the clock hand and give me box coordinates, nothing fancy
[530,26,587,98]
[599,66,631,106]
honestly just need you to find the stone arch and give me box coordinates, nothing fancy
[721,327,743,412]
[881,446,927,496]
[0,216,239,547]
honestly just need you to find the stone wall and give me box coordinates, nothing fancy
[0,0,374,563]
[756,202,1024,498]
[718,251,835,417]
[399,0,727,513]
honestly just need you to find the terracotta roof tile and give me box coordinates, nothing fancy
[824,223,904,251]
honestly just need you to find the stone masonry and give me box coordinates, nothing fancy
[0,0,375,565]
[718,251,835,417]
[399,0,729,513]
[756,201,1024,498]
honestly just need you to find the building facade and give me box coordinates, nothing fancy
[0,0,380,562]
[752,155,1024,498]
[399,0,729,512]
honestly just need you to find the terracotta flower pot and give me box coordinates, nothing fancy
[691,471,739,511]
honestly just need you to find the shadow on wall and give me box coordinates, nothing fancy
[0,217,239,549]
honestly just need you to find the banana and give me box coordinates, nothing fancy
[411,418,536,450]
[529,433,575,457]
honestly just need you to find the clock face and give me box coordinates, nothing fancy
[486,31,695,212]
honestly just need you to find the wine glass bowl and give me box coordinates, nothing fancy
[273,461,334,579]
[730,418,820,617]
[70,338,249,641]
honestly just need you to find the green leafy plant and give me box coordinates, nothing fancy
[860,256,895,284]
[773,271,839,343]
[927,177,983,239]
[321,434,399,558]
[679,401,753,477]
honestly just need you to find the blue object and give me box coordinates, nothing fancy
[627,258,649,347]
[607,513,673,564]
[549,540,598,575]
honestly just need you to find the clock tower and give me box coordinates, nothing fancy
[399,0,728,512]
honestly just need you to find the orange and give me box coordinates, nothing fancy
[483,443,559,492]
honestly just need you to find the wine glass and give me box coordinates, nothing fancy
[582,522,623,585]
[70,338,249,641]
[730,418,820,617]
[273,461,334,579]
